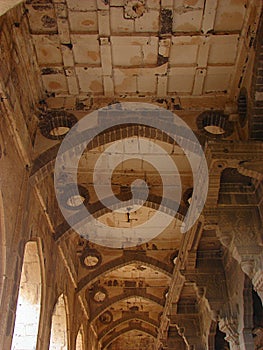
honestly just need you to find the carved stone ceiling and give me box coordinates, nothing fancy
[25,0,249,107]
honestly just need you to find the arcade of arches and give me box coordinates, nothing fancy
[0,1,263,349]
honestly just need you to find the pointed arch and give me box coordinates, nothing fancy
[77,252,172,293]
[76,325,84,350]
[11,241,42,350]
[102,324,157,349]
[90,289,164,323]
[55,194,185,243]
[98,313,158,342]
[49,294,68,350]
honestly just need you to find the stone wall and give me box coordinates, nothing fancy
[0,4,99,348]
[0,3,43,149]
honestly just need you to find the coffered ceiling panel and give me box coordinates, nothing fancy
[67,0,97,11]
[71,34,101,65]
[214,0,247,31]
[173,0,204,32]
[68,11,98,32]
[111,36,158,66]
[32,35,62,65]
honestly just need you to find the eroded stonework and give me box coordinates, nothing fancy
[0,1,263,350]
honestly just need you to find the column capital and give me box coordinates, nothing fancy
[219,316,239,347]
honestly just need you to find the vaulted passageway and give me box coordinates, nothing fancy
[0,1,263,350]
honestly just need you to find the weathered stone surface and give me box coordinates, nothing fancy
[0,1,263,350]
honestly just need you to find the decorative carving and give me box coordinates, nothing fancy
[218,209,263,298]
[80,248,102,269]
[92,288,107,303]
[87,286,108,304]
[252,270,263,303]
[238,160,263,181]
[218,209,261,249]
[99,311,113,325]
[219,317,239,346]
[240,260,255,278]
[124,0,146,19]
[195,274,224,301]
[59,184,89,211]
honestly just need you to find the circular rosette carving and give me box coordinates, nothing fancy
[91,287,108,303]
[80,249,102,269]
[99,311,113,324]
[59,184,89,211]
[124,0,146,19]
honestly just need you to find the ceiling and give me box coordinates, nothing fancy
[25,0,252,106]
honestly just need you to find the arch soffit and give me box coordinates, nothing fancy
[90,290,164,323]
[77,254,173,293]
[98,313,158,341]
[102,324,157,349]
[55,194,186,243]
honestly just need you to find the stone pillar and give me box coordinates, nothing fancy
[218,208,263,304]
[240,277,254,349]
[240,329,254,350]
[208,321,217,350]
[157,314,169,350]
[182,268,227,319]
[219,317,239,350]
[169,315,207,350]
[167,326,186,350]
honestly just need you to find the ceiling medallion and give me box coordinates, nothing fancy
[196,110,233,139]
[60,184,89,211]
[124,0,146,19]
[91,287,108,303]
[39,110,77,140]
[99,311,113,324]
[80,249,102,269]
